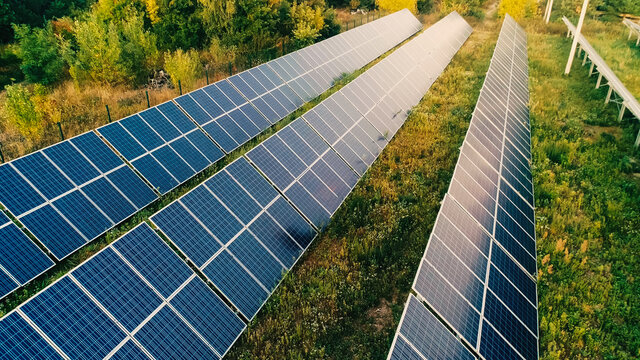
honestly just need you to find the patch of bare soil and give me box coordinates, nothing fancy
[367,298,393,331]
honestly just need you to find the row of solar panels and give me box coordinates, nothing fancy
[0,10,422,301]
[0,11,471,360]
[388,14,538,360]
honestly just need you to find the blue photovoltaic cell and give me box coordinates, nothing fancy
[170,278,245,355]
[0,164,46,215]
[488,265,537,334]
[318,150,359,188]
[151,202,222,267]
[53,190,112,240]
[203,121,238,153]
[0,224,53,284]
[216,81,246,107]
[69,132,123,173]
[20,205,86,260]
[264,136,306,177]
[480,320,523,360]
[229,109,260,137]
[171,137,209,173]
[157,101,196,133]
[120,115,164,151]
[490,244,537,309]
[43,141,100,186]
[267,197,316,249]
[138,107,181,142]
[72,247,163,332]
[413,261,480,347]
[112,224,192,298]
[152,145,194,183]
[217,115,250,145]
[132,154,179,194]
[249,212,302,268]
[181,186,244,244]
[82,177,136,224]
[0,312,63,360]
[284,182,330,227]
[206,171,261,224]
[483,291,537,360]
[299,171,341,213]
[185,130,224,163]
[174,95,212,125]
[388,336,424,360]
[12,152,74,200]
[106,166,157,208]
[228,231,285,290]
[203,250,268,319]
[0,271,18,299]
[98,123,146,160]
[203,84,235,112]
[135,306,219,360]
[395,295,476,360]
[21,277,127,360]
[110,340,150,360]
[246,145,294,190]
[225,158,279,207]
[240,104,271,131]
[190,90,224,119]
[0,212,8,224]
[252,97,279,123]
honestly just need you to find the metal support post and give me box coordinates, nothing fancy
[57,122,64,141]
[106,105,112,123]
[146,90,150,108]
[618,105,626,121]
[565,0,589,75]
[605,87,613,103]
[596,73,603,88]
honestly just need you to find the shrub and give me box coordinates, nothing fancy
[498,0,538,19]
[12,23,66,85]
[2,84,45,139]
[417,0,433,13]
[164,48,203,90]
[376,0,418,13]
[440,0,484,16]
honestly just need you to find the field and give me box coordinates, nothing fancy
[1,3,639,360]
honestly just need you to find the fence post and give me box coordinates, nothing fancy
[178,80,182,95]
[205,67,209,84]
[0,142,4,163]
[353,19,356,28]
[106,105,112,123]
[57,122,64,141]
[145,90,150,108]
[228,62,233,76]
[346,21,349,30]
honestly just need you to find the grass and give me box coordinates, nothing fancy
[526,17,640,360]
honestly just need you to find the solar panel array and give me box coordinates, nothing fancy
[0,132,157,263]
[173,9,422,155]
[387,15,537,360]
[0,11,472,359]
[247,12,472,228]
[0,10,421,301]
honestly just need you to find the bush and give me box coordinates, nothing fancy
[440,0,484,16]
[12,23,66,85]
[164,48,203,90]
[376,0,418,13]
[417,0,433,13]
[498,0,538,19]
[2,84,45,139]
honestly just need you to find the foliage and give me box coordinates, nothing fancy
[12,23,66,85]
[152,0,206,50]
[440,0,485,17]
[164,48,203,90]
[417,0,433,13]
[376,0,417,14]
[498,0,538,19]
[0,46,23,87]
[198,0,235,37]
[291,1,325,49]
[65,10,159,86]
[2,84,45,139]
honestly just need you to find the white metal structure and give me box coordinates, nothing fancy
[564,16,640,146]
[623,18,640,46]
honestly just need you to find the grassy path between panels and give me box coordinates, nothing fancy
[526,20,640,360]
[227,13,500,360]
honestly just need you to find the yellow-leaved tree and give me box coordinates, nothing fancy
[498,0,539,20]
[376,0,418,14]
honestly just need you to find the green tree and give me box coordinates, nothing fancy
[153,0,206,50]
[12,23,66,85]
[2,84,44,139]
[164,48,202,90]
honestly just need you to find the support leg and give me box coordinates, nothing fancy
[629,28,633,40]
[618,105,626,121]
[635,129,640,147]
[596,73,603,88]
[605,87,613,103]
[582,52,588,66]
[589,63,595,76]
[636,36,639,46]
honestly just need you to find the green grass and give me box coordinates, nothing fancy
[527,18,640,360]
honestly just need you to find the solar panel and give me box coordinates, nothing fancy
[388,14,538,360]
[0,132,157,261]
[0,223,246,359]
